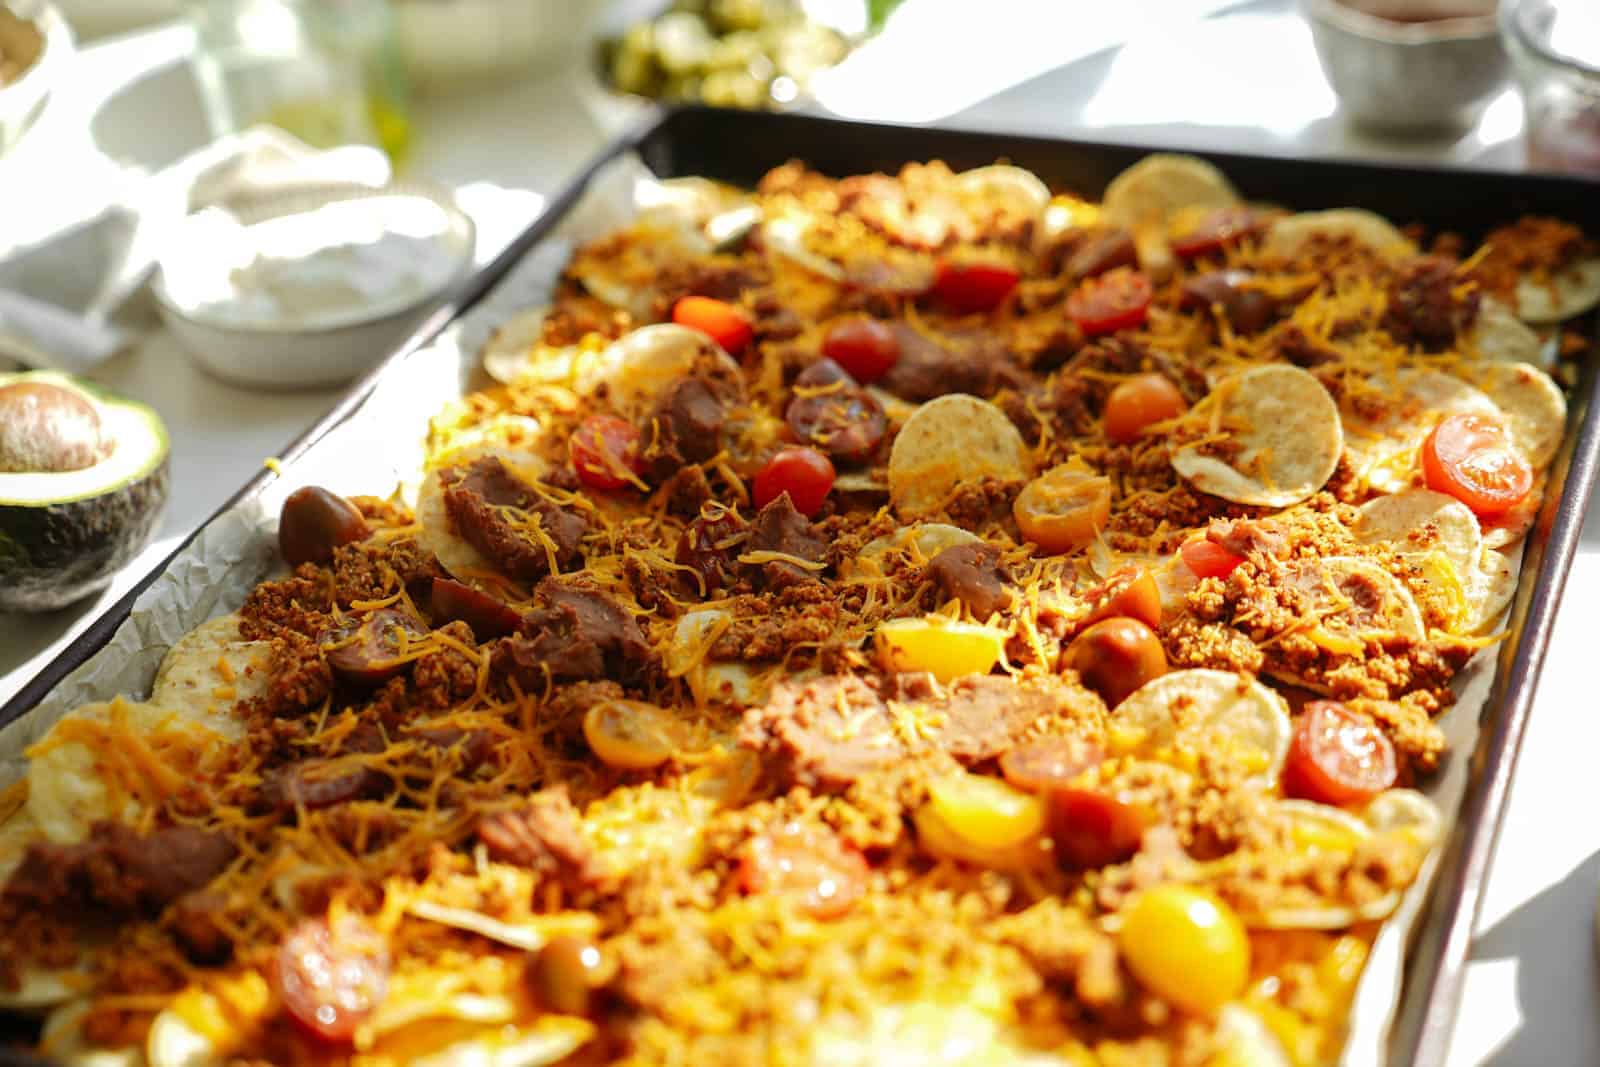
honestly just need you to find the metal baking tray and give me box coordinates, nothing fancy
[5,107,1599,1067]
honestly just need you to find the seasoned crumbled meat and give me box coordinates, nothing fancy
[1382,255,1480,352]
[6,823,236,916]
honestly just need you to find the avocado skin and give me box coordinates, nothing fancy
[0,455,170,612]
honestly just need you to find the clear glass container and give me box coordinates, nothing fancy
[188,0,411,162]
[1502,0,1600,174]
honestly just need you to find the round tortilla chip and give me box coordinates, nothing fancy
[1362,788,1443,849]
[1473,361,1566,468]
[580,324,742,418]
[1286,556,1425,640]
[1171,365,1342,507]
[762,208,847,282]
[28,700,225,846]
[1247,800,1401,929]
[956,164,1050,225]
[41,1001,141,1066]
[1468,297,1546,368]
[889,395,1030,518]
[480,306,583,386]
[1263,208,1416,260]
[1464,546,1516,634]
[1101,153,1238,230]
[417,445,548,582]
[1355,489,1482,577]
[1342,368,1498,494]
[1515,257,1600,324]
[150,614,265,739]
[570,221,710,316]
[1113,669,1291,786]
[1482,472,1543,550]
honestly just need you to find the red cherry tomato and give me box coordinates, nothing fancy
[1046,787,1149,868]
[569,414,644,491]
[1282,701,1398,807]
[931,259,1021,314]
[672,295,753,353]
[821,319,901,383]
[1179,537,1246,580]
[431,577,522,639]
[1102,373,1187,444]
[753,447,835,517]
[274,916,391,1044]
[1170,206,1260,259]
[1066,268,1153,337]
[738,821,868,919]
[1421,413,1533,518]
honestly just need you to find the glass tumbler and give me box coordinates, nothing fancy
[1502,0,1600,175]
[188,0,411,162]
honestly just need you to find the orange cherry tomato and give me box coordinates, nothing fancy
[1065,617,1168,708]
[1103,373,1188,444]
[1067,268,1153,337]
[738,821,868,919]
[821,318,900,383]
[1000,737,1106,794]
[673,295,753,353]
[569,414,645,491]
[1046,786,1150,869]
[1282,700,1397,807]
[1014,466,1113,555]
[1421,413,1533,518]
[1179,537,1245,580]
[1170,206,1260,259]
[931,259,1021,314]
[275,916,390,1044]
[1086,568,1162,630]
[753,446,835,517]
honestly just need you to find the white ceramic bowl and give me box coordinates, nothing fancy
[0,1,72,157]
[393,0,602,94]
[152,182,476,391]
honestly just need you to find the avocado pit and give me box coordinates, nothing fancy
[0,382,109,474]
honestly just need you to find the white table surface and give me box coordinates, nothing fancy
[2,6,1597,1065]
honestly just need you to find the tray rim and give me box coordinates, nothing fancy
[5,104,1599,1067]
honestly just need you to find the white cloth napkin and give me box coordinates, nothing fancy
[0,127,390,374]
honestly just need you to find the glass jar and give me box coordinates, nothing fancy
[1502,0,1600,175]
[187,0,411,162]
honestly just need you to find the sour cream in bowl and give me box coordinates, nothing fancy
[153,183,475,389]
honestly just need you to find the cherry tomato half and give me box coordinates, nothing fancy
[673,295,753,353]
[1170,206,1260,260]
[274,916,391,1044]
[1047,786,1150,869]
[1282,700,1397,807]
[753,447,835,517]
[821,318,901,383]
[1421,413,1533,518]
[1103,373,1187,444]
[1179,537,1245,580]
[1085,568,1162,630]
[569,414,645,491]
[931,259,1021,314]
[1067,268,1153,337]
[738,821,868,919]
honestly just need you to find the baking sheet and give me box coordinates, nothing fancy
[0,130,1589,1066]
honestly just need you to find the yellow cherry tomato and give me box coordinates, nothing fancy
[927,772,1044,851]
[1119,885,1249,1015]
[875,616,1006,682]
[1014,464,1112,555]
[583,700,686,771]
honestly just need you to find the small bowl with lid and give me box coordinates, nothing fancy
[1303,0,1508,130]
[152,182,475,390]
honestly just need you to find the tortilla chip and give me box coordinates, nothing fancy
[150,614,264,739]
[1172,365,1342,507]
[1102,153,1239,230]
[1468,297,1546,368]
[1264,208,1415,260]
[888,395,1030,518]
[1113,668,1291,787]
[1473,361,1567,468]
[1515,257,1600,324]
[581,324,743,418]
[1342,368,1498,494]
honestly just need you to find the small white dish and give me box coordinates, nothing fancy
[152,182,475,390]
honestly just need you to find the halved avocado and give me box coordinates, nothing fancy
[0,371,169,612]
